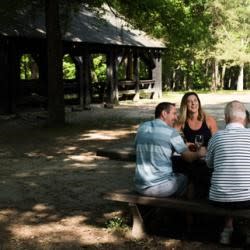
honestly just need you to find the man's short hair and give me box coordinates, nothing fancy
[155,102,175,118]
[224,100,246,121]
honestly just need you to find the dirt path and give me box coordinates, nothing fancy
[0,93,249,249]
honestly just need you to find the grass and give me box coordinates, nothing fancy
[105,217,128,229]
[162,89,250,97]
[118,89,250,108]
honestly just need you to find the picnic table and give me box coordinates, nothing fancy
[98,142,250,242]
[97,142,210,198]
[96,142,135,161]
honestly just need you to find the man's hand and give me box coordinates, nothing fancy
[197,146,207,158]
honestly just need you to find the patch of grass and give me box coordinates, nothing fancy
[212,89,250,94]
[105,217,129,230]
[163,89,250,96]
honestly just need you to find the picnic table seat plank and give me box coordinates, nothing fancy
[103,190,250,218]
[102,190,250,238]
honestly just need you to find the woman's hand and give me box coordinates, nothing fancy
[187,142,197,152]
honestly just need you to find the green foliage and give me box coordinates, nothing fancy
[91,54,107,83]
[20,54,39,80]
[63,54,108,82]
[118,63,126,80]
[105,217,128,230]
[7,0,250,92]
[110,0,215,90]
[191,65,209,90]
[208,0,250,64]
[20,54,31,80]
[63,54,76,79]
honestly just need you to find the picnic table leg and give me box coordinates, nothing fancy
[129,203,146,239]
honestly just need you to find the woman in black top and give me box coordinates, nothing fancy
[174,92,218,198]
[175,92,218,147]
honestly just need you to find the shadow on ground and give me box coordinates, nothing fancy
[0,100,248,249]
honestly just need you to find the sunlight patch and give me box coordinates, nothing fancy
[64,146,77,151]
[71,163,96,168]
[32,204,54,212]
[9,215,118,244]
[80,133,117,140]
[67,155,95,162]
[14,172,31,177]
[78,129,132,141]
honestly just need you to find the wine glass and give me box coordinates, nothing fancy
[195,135,204,149]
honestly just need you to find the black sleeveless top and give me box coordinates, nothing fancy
[183,120,212,147]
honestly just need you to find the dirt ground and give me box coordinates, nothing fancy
[0,93,249,250]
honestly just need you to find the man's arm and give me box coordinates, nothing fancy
[181,146,207,163]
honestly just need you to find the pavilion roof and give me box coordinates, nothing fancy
[0,5,165,49]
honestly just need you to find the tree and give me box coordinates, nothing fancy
[207,0,250,91]
[110,0,213,90]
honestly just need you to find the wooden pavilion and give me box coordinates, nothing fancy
[0,5,165,114]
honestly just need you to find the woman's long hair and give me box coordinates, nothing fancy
[177,92,205,128]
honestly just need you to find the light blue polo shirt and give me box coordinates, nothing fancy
[134,119,187,191]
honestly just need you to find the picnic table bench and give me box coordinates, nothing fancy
[118,80,156,101]
[103,189,250,239]
[98,143,250,239]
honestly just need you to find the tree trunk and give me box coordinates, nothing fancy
[186,60,192,90]
[221,64,226,90]
[211,58,218,91]
[45,0,65,125]
[215,60,220,89]
[172,69,176,90]
[183,74,187,90]
[237,63,244,91]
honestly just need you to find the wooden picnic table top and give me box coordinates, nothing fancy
[96,142,135,161]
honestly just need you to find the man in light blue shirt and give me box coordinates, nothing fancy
[135,102,206,197]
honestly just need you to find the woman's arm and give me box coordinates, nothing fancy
[206,116,218,135]
[173,121,183,132]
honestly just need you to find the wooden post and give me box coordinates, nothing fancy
[106,49,114,108]
[45,0,65,125]
[113,48,119,104]
[74,56,84,108]
[8,40,18,113]
[0,38,10,114]
[126,49,133,80]
[82,48,91,109]
[129,203,146,239]
[38,44,48,100]
[133,49,140,101]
